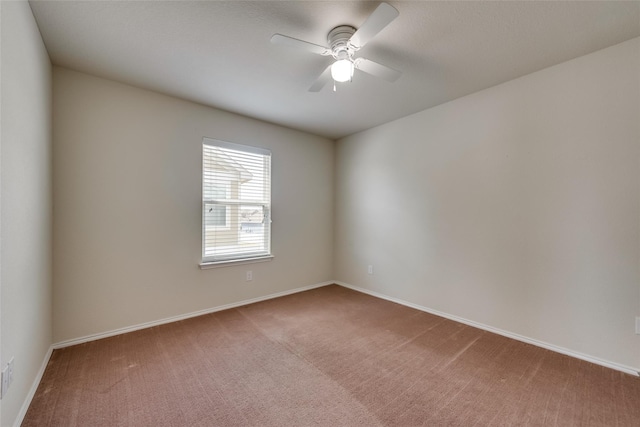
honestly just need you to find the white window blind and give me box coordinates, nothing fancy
[202,138,271,263]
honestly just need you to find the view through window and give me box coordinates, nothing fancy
[202,138,271,263]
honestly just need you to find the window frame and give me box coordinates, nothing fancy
[200,138,273,268]
[204,182,231,230]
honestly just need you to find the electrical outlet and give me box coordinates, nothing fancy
[368,265,373,275]
[246,270,253,281]
[1,358,14,399]
[1,365,8,399]
[8,358,14,387]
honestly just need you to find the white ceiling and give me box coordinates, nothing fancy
[29,1,640,140]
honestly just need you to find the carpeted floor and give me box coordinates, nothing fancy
[23,285,640,426]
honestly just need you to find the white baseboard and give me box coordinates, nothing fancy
[13,346,53,427]
[335,281,640,377]
[53,281,334,349]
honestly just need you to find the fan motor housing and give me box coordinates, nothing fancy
[328,25,357,60]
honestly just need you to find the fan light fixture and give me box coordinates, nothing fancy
[331,59,354,82]
[270,2,402,92]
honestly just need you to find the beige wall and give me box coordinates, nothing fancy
[52,67,334,343]
[335,38,640,370]
[1,1,53,425]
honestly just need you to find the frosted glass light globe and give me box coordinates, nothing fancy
[331,59,354,82]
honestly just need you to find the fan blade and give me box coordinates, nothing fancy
[349,2,399,49]
[354,58,401,82]
[309,64,333,92]
[270,34,331,56]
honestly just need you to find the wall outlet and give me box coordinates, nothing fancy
[636,317,640,335]
[8,358,14,385]
[1,358,13,399]
[1,365,8,399]
[367,265,373,275]
[246,270,253,281]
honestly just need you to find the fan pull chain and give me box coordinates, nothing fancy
[333,81,337,92]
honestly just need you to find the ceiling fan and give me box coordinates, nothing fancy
[270,2,402,92]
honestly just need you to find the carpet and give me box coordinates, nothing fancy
[22,285,640,426]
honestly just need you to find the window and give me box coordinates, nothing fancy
[202,138,272,264]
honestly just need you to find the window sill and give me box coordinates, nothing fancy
[199,255,274,269]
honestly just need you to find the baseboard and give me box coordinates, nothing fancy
[335,281,640,377]
[13,346,54,427]
[53,281,334,349]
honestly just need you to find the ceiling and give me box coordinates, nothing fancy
[29,1,640,140]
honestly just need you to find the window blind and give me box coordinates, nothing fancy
[202,138,271,263]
